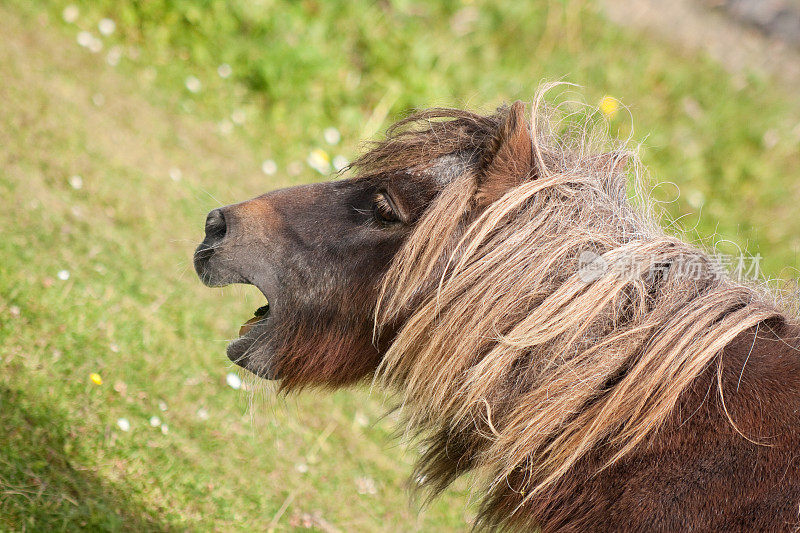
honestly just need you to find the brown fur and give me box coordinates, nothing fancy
[197,87,800,531]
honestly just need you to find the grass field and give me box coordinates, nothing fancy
[2,1,800,531]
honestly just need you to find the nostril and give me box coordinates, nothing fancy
[204,209,227,242]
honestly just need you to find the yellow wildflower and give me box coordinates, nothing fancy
[307,149,332,174]
[90,373,103,385]
[599,96,619,118]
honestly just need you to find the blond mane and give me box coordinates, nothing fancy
[370,87,783,526]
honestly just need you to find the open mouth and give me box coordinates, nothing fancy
[226,300,274,375]
[238,303,270,337]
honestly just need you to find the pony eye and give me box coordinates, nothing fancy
[373,192,400,225]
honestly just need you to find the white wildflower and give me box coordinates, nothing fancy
[261,159,277,176]
[77,31,93,48]
[355,476,377,495]
[763,129,780,150]
[354,412,369,427]
[87,36,103,53]
[116,418,130,432]
[333,155,349,172]
[231,109,246,125]
[62,5,79,23]
[323,127,341,145]
[218,119,233,136]
[217,63,232,78]
[687,189,705,209]
[106,46,122,66]
[185,76,202,93]
[307,149,331,174]
[98,18,116,36]
[226,372,242,390]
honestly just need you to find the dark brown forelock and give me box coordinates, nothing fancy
[351,107,505,178]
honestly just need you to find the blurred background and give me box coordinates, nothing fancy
[2,0,799,530]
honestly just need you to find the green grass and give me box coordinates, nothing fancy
[2,0,800,530]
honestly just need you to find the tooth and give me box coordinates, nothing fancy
[239,316,262,337]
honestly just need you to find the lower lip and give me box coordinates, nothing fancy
[226,324,278,379]
[226,304,274,376]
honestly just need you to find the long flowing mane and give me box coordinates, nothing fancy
[364,88,785,529]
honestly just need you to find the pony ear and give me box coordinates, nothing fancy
[477,100,535,205]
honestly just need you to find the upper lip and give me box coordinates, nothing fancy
[249,279,272,304]
[193,243,215,284]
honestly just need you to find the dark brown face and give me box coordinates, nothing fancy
[194,159,467,389]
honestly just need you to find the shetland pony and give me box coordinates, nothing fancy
[195,89,800,531]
